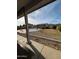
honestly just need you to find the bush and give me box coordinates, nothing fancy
[53,25,56,29]
[57,25,61,32]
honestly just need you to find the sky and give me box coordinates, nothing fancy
[17,0,61,26]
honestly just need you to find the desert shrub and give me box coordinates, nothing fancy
[57,25,61,32]
[53,25,57,29]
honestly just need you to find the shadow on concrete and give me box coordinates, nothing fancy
[17,43,34,59]
[17,32,45,59]
[29,43,45,59]
[17,43,45,59]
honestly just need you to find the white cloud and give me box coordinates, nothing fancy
[34,10,40,15]
[17,17,25,26]
[28,9,41,18]
[28,16,39,25]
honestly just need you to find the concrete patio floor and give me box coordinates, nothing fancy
[17,34,61,59]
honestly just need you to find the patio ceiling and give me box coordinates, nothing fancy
[17,0,55,19]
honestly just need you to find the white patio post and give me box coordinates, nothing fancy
[23,7,31,44]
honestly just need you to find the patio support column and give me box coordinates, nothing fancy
[23,7,31,44]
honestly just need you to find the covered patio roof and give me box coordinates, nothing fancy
[17,0,55,19]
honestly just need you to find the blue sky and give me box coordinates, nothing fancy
[17,0,61,25]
